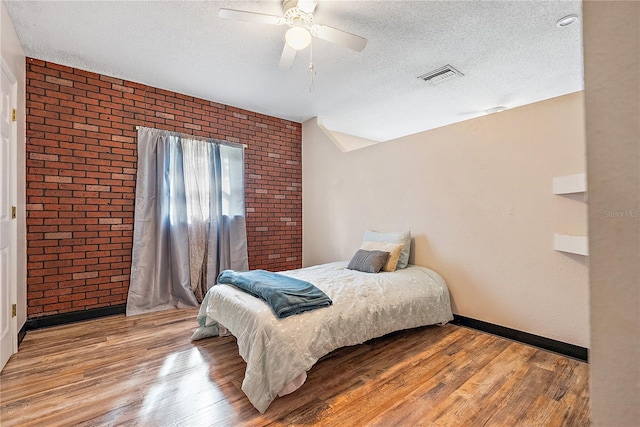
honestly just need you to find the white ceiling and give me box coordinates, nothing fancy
[5,0,584,142]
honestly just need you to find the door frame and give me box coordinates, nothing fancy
[1,58,18,369]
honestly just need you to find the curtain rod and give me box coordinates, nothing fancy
[135,125,248,148]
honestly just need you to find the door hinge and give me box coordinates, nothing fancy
[12,109,17,122]
[11,304,16,318]
[11,206,16,219]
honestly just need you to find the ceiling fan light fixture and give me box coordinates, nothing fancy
[285,26,311,50]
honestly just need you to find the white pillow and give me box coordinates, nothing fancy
[360,241,404,272]
[362,230,411,269]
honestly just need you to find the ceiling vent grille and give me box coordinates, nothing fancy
[418,65,464,86]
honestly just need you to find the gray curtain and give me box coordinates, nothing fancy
[126,127,248,316]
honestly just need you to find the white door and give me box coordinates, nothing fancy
[0,62,17,371]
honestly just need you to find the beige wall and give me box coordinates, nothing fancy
[1,0,26,331]
[584,2,640,425]
[303,91,589,347]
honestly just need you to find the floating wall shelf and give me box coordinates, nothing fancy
[553,173,586,194]
[553,172,588,255]
[554,233,589,256]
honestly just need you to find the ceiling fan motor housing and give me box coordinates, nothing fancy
[283,0,299,14]
[283,0,313,28]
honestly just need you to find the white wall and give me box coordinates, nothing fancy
[584,2,640,425]
[303,92,588,347]
[1,0,26,331]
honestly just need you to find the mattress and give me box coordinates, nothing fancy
[191,261,454,413]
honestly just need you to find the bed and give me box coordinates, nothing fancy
[191,260,454,413]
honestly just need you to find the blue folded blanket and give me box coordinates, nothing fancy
[217,270,332,319]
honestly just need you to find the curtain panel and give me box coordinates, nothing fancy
[126,127,248,316]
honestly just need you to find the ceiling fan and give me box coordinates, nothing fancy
[219,0,367,70]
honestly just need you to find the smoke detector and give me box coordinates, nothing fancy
[418,65,464,86]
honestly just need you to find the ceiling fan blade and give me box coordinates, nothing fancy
[218,8,285,26]
[311,24,367,52]
[297,0,318,14]
[279,43,297,70]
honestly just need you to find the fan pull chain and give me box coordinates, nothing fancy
[309,63,315,93]
[309,40,315,93]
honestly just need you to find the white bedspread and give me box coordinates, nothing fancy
[191,261,454,413]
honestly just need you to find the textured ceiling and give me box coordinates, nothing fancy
[5,0,584,142]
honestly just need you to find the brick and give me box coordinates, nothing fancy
[58,292,87,302]
[44,176,72,183]
[99,218,122,225]
[72,271,99,280]
[73,123,99,132]
[30,153,59,161]
[155,111,174,120]
[86,185,110,191]
[111,224,133,231]
[44,232,72,239]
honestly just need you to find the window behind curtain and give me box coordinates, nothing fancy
[169,137,245,225]
[219,143,244,217]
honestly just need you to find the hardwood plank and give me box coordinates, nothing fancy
[0,309,589,426]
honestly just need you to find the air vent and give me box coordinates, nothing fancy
[418,65,464,86]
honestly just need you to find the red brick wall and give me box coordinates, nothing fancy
[25,58,302,318]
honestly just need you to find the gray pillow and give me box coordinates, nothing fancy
[347,249,390,273]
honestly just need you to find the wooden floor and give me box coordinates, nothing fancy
[0,309,589,427]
